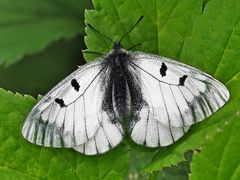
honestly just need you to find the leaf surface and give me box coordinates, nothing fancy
[190,102,240,180]
[0,0,91,66]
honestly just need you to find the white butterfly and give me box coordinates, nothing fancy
[22,16,229,155]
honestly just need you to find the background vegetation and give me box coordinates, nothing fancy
[0,0,239,179]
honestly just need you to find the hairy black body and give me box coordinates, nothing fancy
[102,43,144,122]
[106,43,131,118]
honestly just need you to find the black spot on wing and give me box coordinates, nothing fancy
[71,79,80,91]
[179,75,187,86]
[55,98,66,108]
[160,62,167,77]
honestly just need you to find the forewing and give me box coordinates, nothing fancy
[129,52,229,128]
[22,59,110,148]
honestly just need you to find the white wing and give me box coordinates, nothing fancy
[130,105,190,147]
[22,58,123,154]
[128,52,229,147]
[73,112,123,155]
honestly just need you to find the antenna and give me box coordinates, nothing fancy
[87,23,115,44]
[87,16,144,46]
[119,16,144,43]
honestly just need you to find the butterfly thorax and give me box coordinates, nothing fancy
[107,47,131,119]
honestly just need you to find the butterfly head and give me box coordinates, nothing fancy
[111,41,126,54]
[108,41,127,57]
[113,41,122,49]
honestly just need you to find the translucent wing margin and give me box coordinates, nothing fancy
[130,105,190,147]
[74,112,123,155]
[128,52,229,147]
[22,59,123,153]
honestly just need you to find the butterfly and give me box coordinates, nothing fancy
[22,16,230,155]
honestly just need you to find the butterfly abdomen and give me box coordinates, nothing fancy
[113,76,130,116]
[110,54,131,118]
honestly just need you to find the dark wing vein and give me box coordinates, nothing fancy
[169,86,185,127]
[159,82,174,142]
[178,87,196,123]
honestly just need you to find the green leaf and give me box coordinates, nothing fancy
[84,0,240,174]
[180,0,240,82]
[0,0,92,66]
[156,151,192,180]
[0,88,130,179]
[84,0,202,61]
[190,105,240,180]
